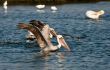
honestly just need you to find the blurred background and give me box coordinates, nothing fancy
[0,0,110,5]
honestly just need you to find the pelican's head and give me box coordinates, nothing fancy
[57,35,71,51]
[29,20,45,30]
[98,10,105,15]
[18,23,32,29]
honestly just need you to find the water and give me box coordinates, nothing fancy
[0,2,110,70]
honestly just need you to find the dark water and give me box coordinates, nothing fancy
[0,2,110,70]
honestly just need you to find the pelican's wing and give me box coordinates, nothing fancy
[59,36,71,51]
[18,23,48,48]
[42,25,50,40]
[32,26,48,48]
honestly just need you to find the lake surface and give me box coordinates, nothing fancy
[0,2,110,70]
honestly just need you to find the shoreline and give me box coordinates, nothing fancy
[0,0,109,5]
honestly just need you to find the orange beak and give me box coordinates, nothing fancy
[58,35,71,51]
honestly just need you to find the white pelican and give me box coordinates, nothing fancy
[3,0,8,13]
[85,10,105,19]
[35,5,45,13]
[35,5,45,9]
[18,23,70,55]
[51,6,58,13]
[51,6,57,11]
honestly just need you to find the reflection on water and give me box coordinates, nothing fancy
[0,1,110,70]
[51,10,57,13]
[36,9,45,13]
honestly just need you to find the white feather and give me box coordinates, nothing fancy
[86,10,104,19]
[3,0,7,10]
[36,5,45,9]
[51,6,57,11]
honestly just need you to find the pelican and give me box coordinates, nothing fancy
[35,5,45,13]
[35,5,45,9]
[18,23,70,55]
[85,10,105,19]
[51,6,57,11]
[29,21,70,53]
[3,0,8,13]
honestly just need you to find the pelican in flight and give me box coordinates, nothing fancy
[3,0,8,13]
[85,10,105,20]
[29,20,70,53]
[18,23,70,55]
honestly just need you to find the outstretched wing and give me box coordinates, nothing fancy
[42,25,50,40]
[18,23,48,48]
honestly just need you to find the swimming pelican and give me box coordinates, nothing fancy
[18,23,70,55]
[35,5,45,13]
[3,0,8,13]
[85,10,105,19]
[51,6,57,11]
[35,5,45,9]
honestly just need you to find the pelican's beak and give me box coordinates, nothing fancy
[17,23,24,29]
[58,35,71,51]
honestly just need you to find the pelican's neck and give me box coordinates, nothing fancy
[57,42,61,48]
[46,35,61,49]
[56,36,62,49]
